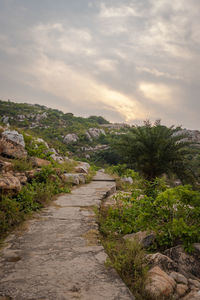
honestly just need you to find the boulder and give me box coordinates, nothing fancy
[25,169,41,180]
[2,130,25,147]
[64,134,79,144]
[175,284,188,298]
[0,160,13,172]
[124,231,155,248]
[0,130,27,159]
[61,173,80,185]
[0,173,21,192]
[31,157,50,167]
[87,128,106,139]
[182,290,200,300]
[77,173,86,184]
[75,162,90,174]
[36,138,49,149]
[164,245,200,278]
[170,272,188,285]
[50,153,65,164]
[14,173,27,184]
[189,279,200,289]
[121,177,133,185]
[146,252,178,273]
[145,266,176,299]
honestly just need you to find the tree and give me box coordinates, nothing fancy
[114,120,198,181]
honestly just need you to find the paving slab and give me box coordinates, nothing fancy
[0,172,134,300]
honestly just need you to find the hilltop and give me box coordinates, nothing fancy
[0,99,130,163]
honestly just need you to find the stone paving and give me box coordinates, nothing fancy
[0,172,134,300]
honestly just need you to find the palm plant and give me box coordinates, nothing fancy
[114,120,198,182]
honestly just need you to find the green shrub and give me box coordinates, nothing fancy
[13,159,33,172]
[99,185,200,251]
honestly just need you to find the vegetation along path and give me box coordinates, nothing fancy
[0,171,134,300]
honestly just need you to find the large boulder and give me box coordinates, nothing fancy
[61,173,80,185]
[2,130,25,147]
[182,290,200,300]
[0,173,21,192]
[164,245,200,279]
[64,134,79,144]
[145,266,176,299]
[75,162,90,174]
[86,128,106,140]
[146,252,178,273]
[0,130,27,159]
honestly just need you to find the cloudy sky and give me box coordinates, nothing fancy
[0,0,200,128]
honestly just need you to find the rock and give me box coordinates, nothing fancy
[2,116,9,124]
[87,128,106,139]
[25,169,41,180]
[146,253,178,273]
[0,173,21,192]
[36,138,49,149]
[77,173,86,184]
[75,162,90,174]
[64,134,79,144]
[0,160,13,172]
[170,272,188,285]
[35,112,47,122]
[99,169,105,173]
[145,266,176,299]
[2,130,25,147]
[182,290,200,300]
[14,173,27,184]
[49,148,58,154]
[164,245,200,278]
[50,153,65,164]
[124,231,155,248]
[0,130,27,159]
[175,284,188,298]
[61,173,80,185]
[121,177,133,185]
[31,157,50,167]
[189,279,200,289]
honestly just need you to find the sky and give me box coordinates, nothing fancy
[0,0,200,129]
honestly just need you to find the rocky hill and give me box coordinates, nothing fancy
[0,99,130,162]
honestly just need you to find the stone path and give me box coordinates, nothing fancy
[0,172,134,300]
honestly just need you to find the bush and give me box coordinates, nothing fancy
[99,184,200,251]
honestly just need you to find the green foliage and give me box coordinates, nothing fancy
[113,120,198,182]
[99,184,200,251]
[12,158,33,172]
[0,165,71,237]
[103,238,148,299]
[23,133,52,160]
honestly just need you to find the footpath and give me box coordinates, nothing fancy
[0,171,134,300]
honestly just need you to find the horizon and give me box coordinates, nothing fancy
[0,0,200,129]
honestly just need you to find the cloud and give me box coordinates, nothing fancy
[0,0,200,128]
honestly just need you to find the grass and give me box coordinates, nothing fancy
[97,203,149,300]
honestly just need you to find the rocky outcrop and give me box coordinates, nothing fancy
[61,173,80,185]
[80,145,109,152]
[164,245,200,279]
[146,252,178,273]
[75,162,90,174]
[64,133,79,144]
[145,266,176,299]
[124,231,155,248]
[86,128,105,140]
[0,173,21,192]
[0,160,13,172]
[2,130,25,147]
[0,130,27,159]
[31,157,51,168]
